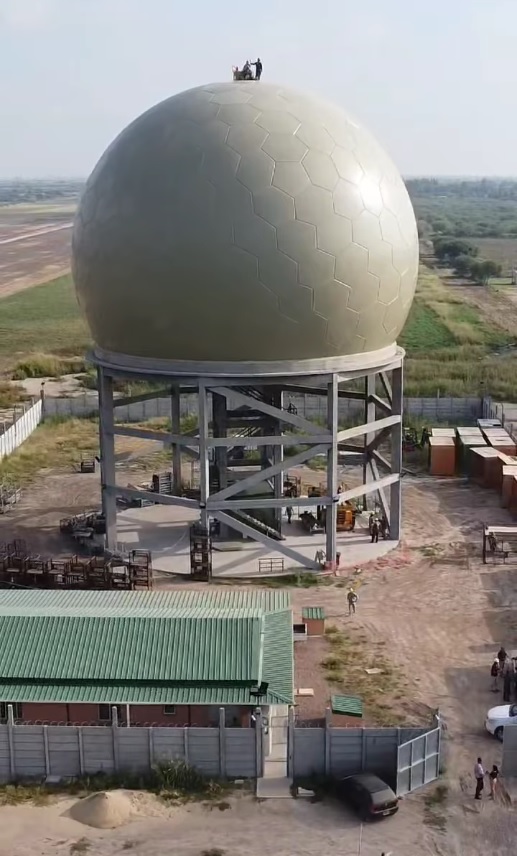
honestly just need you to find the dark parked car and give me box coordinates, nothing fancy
[336,773,399,820]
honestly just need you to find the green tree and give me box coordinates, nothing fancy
[453,254,474,277]
[469,259,502,285]
[433,237,478,263]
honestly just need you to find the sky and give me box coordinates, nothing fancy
[0,0,515,178]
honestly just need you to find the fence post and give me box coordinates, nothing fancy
[287,706,295,780]
[183,727,189,765]
[218,708,226,778]
[360,728,367,772]
[149,726,154,768]
[112,707,120,773]
[78,727,85,776]
[7,705,16,781]
[324,707,331,776]
[43,726,50,777]
[254,708,263,779]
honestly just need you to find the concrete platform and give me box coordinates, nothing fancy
[116,504,397,577]
[256,776,293,799]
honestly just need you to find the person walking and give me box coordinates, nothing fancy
[371,519,379,543]
[474,757,485,800]
[489,764,499,799]
[498,646,508,669]
[286,506,293,524]
[347,588,358,615]
[491,657,500,692]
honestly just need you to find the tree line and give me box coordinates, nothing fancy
[433,237,502,285]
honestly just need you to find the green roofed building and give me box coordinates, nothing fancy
[0,589,293,727]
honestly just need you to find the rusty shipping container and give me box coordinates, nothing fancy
[429,437,456,476]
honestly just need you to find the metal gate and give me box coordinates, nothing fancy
[396,725,441,795]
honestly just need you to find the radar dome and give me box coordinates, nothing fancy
[72,82,418,368]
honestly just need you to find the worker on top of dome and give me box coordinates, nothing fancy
[251,57,262,80]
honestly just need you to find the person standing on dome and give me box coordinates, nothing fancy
[252,58,263,80]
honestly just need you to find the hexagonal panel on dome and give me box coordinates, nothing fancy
[72,81,418,365]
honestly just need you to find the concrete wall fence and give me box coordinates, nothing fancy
[0,399,42,462]
[0,719,260,782]
[43,393,483,425]
[289,724,432,782]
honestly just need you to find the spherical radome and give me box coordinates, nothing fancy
[72,82,418,366]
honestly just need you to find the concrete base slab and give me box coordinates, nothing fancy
[256,776,293,799]
[117,504,397,577]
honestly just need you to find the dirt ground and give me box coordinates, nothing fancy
[0,204,74,297]
[1,467,517,853]
[0,227,72,297]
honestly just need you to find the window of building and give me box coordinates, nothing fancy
[0,703,22,722]
[98,704,123,723]
[163,705,176,716]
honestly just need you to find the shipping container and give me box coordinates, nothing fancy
[457,436,487,474]
[501,466,517,508]
[477,418,503,430]
[489,437,517,456]
[456,427,484,439]
[431,427,456,438]
[429,437,456,476]
[469,447,501,488]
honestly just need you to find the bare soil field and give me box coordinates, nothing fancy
[473,237,517,275]
[0,227,72,297]
[1,461,517,853]
[0,204,75,297]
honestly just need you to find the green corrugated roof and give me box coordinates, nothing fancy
[331,695,363,717]
[302,606,325,620]
[0,589,289,614]
[0,589,294,706]
[0,683,281,706]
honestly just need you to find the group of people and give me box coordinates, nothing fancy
[490,646,517,701]
[233,58,262,81]
[474,756,499,800]
[369,512,389,543]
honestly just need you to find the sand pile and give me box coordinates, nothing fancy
[69,790,132,829]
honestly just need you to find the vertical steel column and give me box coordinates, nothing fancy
[212,391,229,539]
[198,381,210,530]
[390,362,404,540]
[272,388,284,533]
[362,374,376,511]
[98,367,117,550]
[326,374,339,566]
[170,385,182,495]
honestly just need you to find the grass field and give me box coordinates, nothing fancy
[1,270,517,400]
[0,275,89,371]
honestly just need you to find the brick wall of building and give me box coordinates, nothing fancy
[10,702,253,727]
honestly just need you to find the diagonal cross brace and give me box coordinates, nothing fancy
[213,511,313,567]
[337,414,400,444]
[212,386,326,436]
[209,443,328,502]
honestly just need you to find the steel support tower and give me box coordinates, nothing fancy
[95,347,404,570]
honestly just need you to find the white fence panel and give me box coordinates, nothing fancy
[116,728,150,772]
[225,729,257,778]
[0,728,11,782]
[292,728,325,778]
[47,727,81,778]
[0,399,42,461]
[82,728,115,775]
[151,729,186,765]
[12,726,46,779]
[185,729,220,777]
